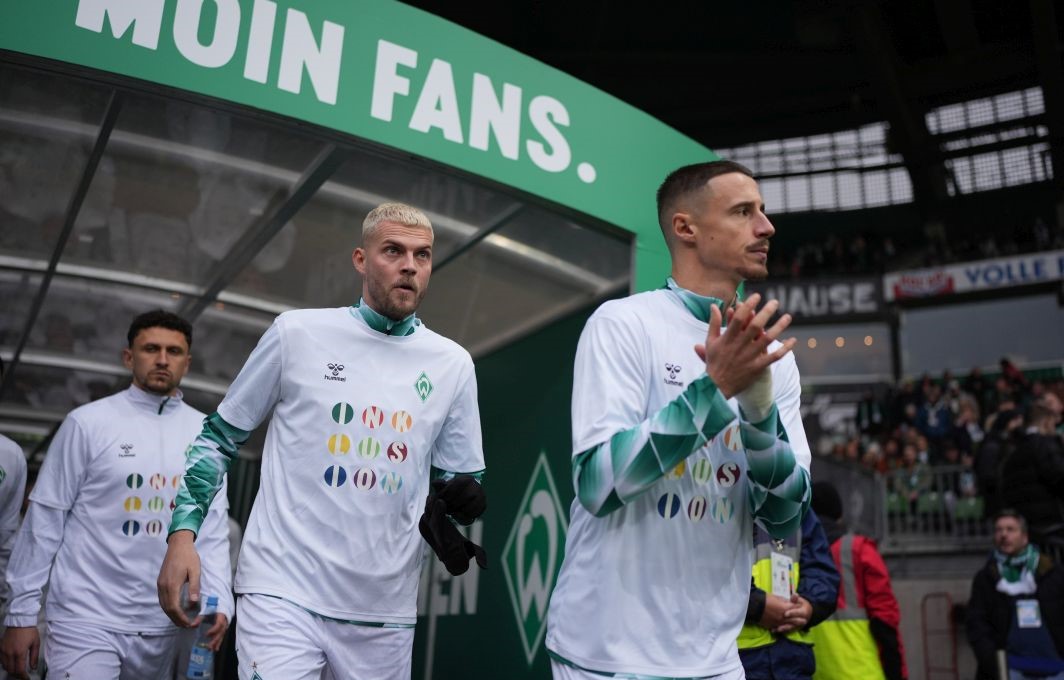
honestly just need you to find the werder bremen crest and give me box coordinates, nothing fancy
[502,452,568,665]
[414,371,433,402]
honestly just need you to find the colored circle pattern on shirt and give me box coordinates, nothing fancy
[709,497,734,523]
[123,496,142,512]
[171,474,182,489]
[126,473,143,489]
[328,434,351,455]
[145,520,164,536]
[391,411,413,433]
[357,437,380,459]
[332,402,355,424]
[149,473,166,490]
[148,496,165,512]
[666,461,685,480]
[386,442,408,463]
[122,520,140,536]
[723,425,742,452]
[324,465,347,487]
[687,495,707,521]
[715,462,741,488]
[362,406,385,429]
[380,471,403,494]
[690,459,713,484]
[353,468,376,490]
[657,492,681,518]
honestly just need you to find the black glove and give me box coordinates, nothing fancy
[430,475,487,525]
[419,496,487,575]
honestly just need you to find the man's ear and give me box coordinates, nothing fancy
[352,248,366,275]
[121,347,134,371]
[672,211,696,244]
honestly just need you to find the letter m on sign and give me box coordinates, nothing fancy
[75,0,165,49]
[501,452,568,665]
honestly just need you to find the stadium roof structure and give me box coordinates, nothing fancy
[412,0,1064,220]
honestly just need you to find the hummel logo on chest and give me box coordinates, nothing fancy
[664,363,684,387]
[324,363,346,382]
[118,443,135,458]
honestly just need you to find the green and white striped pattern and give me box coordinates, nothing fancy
[573,375,735,517]
[739,404,810,537]
[572,377,808,536]
[170,412,249,535]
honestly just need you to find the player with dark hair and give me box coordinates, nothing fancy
[546,161,811,679]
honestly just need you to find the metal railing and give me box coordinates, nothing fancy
[881,464,990,552]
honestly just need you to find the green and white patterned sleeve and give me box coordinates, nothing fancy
[570,305,810,528]
[169,321,283,536]
[573,374,737,516]
[169,413,250,535]
[740,404,810,538]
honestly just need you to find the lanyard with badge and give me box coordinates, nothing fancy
[770,538,794,598]
[1016,599,1043,628]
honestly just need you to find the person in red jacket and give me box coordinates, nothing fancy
[808,481,907,680]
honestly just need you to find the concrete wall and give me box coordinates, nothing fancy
[894,577,977,680]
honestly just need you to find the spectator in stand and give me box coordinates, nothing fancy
[857,392,886,439]
[966,367,991,417]
[954,401,984,458]
[1001,358,1031,392]
[976,408,1025,519]
[897,444,931,514]
[999,394,1064,547]
[915,435,932,466]
[808,481,907,680]
[967,509,1064,680]
[989,378,1020,423]
[916,384,952,457]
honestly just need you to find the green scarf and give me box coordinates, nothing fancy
[664,277,730,324]
[350,298,419,336]
[995,544,1039,583]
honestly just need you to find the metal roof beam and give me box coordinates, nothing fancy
[0,90,123,401]
[178,145,348,321]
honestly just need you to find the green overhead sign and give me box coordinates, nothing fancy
[0,0,718,290]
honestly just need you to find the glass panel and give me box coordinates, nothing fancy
[0,64,113,260]
[418,214,629,354]
[760,179,784,215]
[784,176,811,212]
[901,295,1064,376]
[811,174,836,211]
[789,323,892,381]
[862,171,890,207]
[190,304,274,383]
[223,150,521,308]
[24,276,182,367]
[4,364,126,413]
[62,92,326,286]
[836,172,864,210]
[0,271,42,349]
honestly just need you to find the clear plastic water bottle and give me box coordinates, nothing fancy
[185,594,218,680]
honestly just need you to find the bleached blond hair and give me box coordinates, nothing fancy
[362,202,433,240]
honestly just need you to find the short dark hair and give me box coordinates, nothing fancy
[656,160,755,234]
[994,508,1028,533]
[127,310,193,349]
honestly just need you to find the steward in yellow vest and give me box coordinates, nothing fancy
[808,480,907,680]
[739,509,840,680]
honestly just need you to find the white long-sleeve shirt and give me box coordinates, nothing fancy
[0,434,27,615]
[3,386,233,633]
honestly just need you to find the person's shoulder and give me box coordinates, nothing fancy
[588,290,669,325]
[413,326,473,365]
[67,390,125,422]
[0,433,24,469]
[276,306,347,327]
